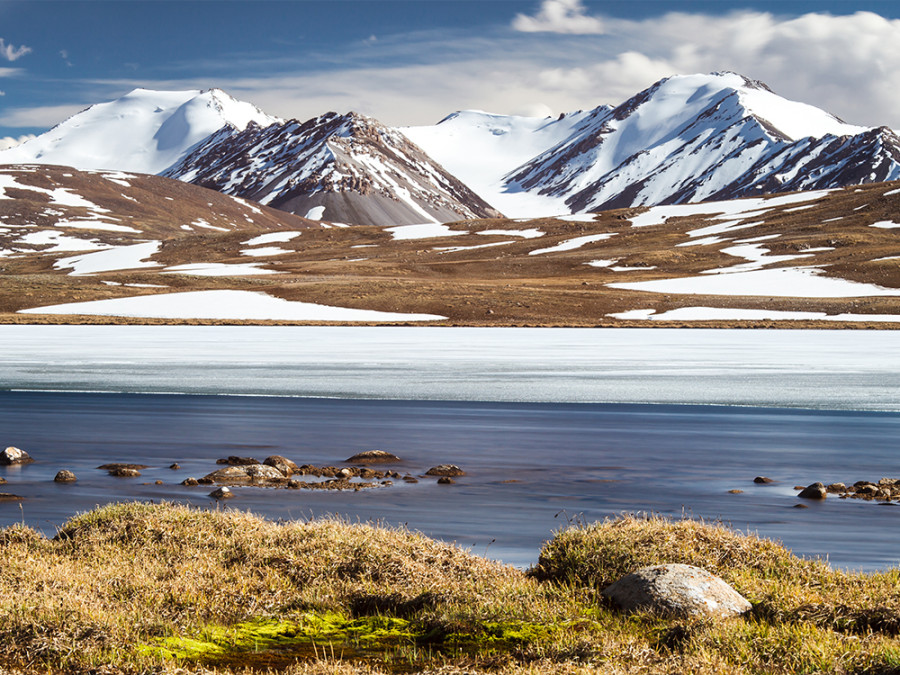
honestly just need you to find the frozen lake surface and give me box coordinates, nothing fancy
[1,326,898,570]
[1,326,899,409]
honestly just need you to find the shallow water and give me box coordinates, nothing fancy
[2,391,898,570]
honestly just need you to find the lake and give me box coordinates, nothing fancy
[1,326,898,569]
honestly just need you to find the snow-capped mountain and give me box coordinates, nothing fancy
[407,72,900,216]
[401,108,611,217]
[0,88,279,174]
[163,111,501,226]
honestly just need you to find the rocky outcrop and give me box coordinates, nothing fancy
[202,464,288,485]
[798,482,827,499]
[54,470,77,483]
[602,564,751,619]
[263,455,300,476]
[1,447,34,465]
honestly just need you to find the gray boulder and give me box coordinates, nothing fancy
[54,470,77,483]
[1,446,34,465]
[798,482,827,499]
[602,563,752,619]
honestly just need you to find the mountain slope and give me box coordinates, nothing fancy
[163,112,502,226]
[0,88,279,174]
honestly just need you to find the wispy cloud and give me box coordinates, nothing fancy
[0,134,36,150]
[0,67,21,78]
[512,0,606,34]
[0,38,32,62]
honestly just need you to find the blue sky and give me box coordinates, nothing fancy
[2,0,900,146]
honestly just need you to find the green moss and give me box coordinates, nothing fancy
[140,613,417,664]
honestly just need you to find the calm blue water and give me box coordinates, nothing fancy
[2,391,898,570]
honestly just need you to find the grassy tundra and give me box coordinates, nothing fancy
[1,502,899,674]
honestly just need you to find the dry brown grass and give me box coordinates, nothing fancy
[2,504,900,674]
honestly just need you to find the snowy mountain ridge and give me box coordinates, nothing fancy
[163,110,501,226]
[3,72,900,224]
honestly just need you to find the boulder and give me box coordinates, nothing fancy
[263,455,299,476]
[753,476,773,484]
[346,450,401,464]
[602,563,751,619]
[215,456,259,466]
[437,476,455,485]
[425,464,466,477]
[209,487,234,499]
[826,482,846,493]
[798,482,827,499]
[109,468,141,477]
[202,464,286,484]
[54,470,77,483]
[169,463,181,470]
[181,477,199,486]
[0,493,24,502]
[0,477,6,484]
[1,446,34,465]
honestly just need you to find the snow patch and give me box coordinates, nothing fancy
[528,233,615,256]
[18,290,446,322]
[242,231,302,246]
[610,306,900,323]
[476,228,544,239]
[305,206,326,221]
[162,262,281,276]
[608,267,900,298]
[55,241,161,276]
[385,223,468,240]
[870,221,900,229]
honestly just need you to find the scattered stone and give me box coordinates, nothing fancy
[382,480,394,486]
[425,464,466,477]
[346,450,402,464]
[1,447,34,466]
[197,477,214,485]
[169,463,181,470]
[209,487,234,499]
[403,475,419,483]
[54,470,77,483]
[97,463,149,471]
[215,456,259,466]
[338,468,353,478]
[602,564,751,619]
[798,482,827,499]
[109,467,141,478]
[753,476,773,484]
[155,480,163,485]
[826,482,846,493]
[0,477,6,484]
[0,493,24,502]
[728,489,743,494]
[793,503,809,509]
[437,477,455,485]
[793,485,805,491]
[855,484,879,496]
[263,455,299,476]
[181,477,199,486]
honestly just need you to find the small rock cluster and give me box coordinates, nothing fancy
[796,478,900,502]
[0,446,467,503]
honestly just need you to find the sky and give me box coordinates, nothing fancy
[2,0,900,148]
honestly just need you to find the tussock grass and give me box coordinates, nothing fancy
[1,503,900,674]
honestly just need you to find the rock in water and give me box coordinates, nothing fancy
[54,470,77,483]
[798,482,827,499]
[753,476,774,484]
[425,464,466,477]
[263,455,300,476]
[209,486,234,499]
[1,446,34,465]
[346,450,401,464]
[602,563,752,619]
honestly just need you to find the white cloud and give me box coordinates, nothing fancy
[0,134,36,150]
[0,38,31,62]
[0,67,20,78]
[513,0,605,34]
[0,104,88,128]
[9,10,900,134]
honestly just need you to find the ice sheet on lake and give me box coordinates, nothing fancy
[1,326,899,411]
